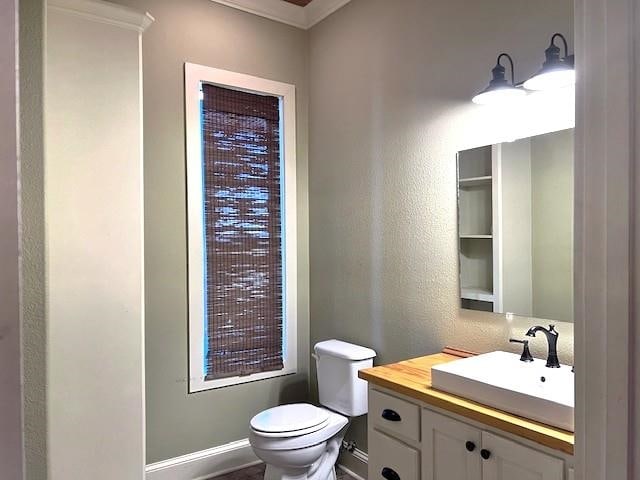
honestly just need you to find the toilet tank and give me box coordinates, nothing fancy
[314,339,376,417]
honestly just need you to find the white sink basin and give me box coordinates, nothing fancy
[431,351,574,431]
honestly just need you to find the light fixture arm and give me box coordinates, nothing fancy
[471,51,525,104]
[478,32,575,99]
[496,53,517,86]
[550,33,569,59]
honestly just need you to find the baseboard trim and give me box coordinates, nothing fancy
[350,447,368,465]
[146,440,368,480]
[338,447,368,480]
[145,439,260,480]
[338,464,367,480]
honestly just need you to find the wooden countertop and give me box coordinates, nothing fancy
[358,350,575,455]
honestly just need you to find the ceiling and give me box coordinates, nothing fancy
[210,0,353,29]
[282,0,314,5]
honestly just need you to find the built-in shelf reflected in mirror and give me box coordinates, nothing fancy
[457,129,573,322]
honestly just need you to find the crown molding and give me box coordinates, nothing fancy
[48,0,154,32]
[305,0,352,27]
[209,0,352,30]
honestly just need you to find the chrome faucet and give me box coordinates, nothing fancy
[525,324,560,368]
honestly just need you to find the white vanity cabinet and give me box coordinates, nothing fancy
[421,408,482,480]
[368,386,571,480]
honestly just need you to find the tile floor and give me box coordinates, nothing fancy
[213,463,356,480]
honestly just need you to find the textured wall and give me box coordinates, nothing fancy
[0,0,23,477]
[18,0,577,473]
[308,0,574,454]
[20,0,47,478]
[110,0,310,463]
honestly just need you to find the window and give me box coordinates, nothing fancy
[185,63,297,392]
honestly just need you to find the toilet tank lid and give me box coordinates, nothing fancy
[314,339,376,361]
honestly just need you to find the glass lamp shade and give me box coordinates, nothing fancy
[523,65,575,91]
[472,85,526,105]
[524,39,575,91]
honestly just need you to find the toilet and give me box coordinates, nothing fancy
[249,339,376,480]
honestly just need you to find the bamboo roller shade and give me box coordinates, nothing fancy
[201,84,284,381]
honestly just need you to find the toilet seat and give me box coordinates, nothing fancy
[250,406,349,451]
[250,404,330,437]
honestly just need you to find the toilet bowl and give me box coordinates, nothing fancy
[250,404,349,480]
[248,340,376,480]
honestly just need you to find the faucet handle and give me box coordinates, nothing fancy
[509,338,534,362]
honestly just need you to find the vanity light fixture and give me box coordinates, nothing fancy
[472,53,526,105]
[523,33,575,91]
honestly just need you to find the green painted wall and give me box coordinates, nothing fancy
[110,0,311,463]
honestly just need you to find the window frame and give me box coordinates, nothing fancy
[185,63,297,393]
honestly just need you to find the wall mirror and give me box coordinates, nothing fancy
[457,128,574,322]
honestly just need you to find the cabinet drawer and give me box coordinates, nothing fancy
[370,389,420,441]
[369,429,420,480]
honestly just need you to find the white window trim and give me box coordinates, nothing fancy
[185,62,297,392]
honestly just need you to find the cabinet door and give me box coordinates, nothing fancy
[422,409,482,480]
[369,429,420,480]
[481,432,564,480]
